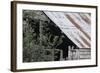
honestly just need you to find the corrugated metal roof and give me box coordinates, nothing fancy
[44,11,91,48]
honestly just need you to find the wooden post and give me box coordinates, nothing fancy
[39,20,42,46]
[52,48,54,61]
[60,50,64,61]
[68,46,71,60]
[76,49,80,60]
[71,46,74,60]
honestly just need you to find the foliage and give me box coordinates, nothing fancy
[23,10,64,62]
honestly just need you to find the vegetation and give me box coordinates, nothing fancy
[23,10,64,62]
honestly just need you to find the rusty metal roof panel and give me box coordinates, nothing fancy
[44,11,91,48]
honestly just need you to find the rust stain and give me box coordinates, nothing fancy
[65,14,91,40]
[79,13,91,25]
[79,34,91,48]
[74,37,86,48]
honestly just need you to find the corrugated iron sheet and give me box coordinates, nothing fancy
[44,11,91,48]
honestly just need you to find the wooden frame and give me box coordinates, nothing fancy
[11,1,98,72]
